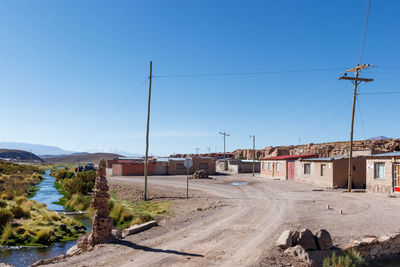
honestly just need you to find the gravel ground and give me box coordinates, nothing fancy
[40,173,400,267]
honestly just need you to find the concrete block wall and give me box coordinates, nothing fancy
[366,159,394,194]
[295,160,334,188]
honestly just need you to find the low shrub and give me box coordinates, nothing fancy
[15,196,27,205]
[11,204,30,219]
[0,199,7,208]
[65,194,91,211]
[0,208,13,228]
[1,223,15,245]
[1,192,14,200]
[36,228,53,245]
[323,249,365,267]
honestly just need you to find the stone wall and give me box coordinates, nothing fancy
[343,233,400,261]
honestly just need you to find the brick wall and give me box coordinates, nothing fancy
[112,162,154,176]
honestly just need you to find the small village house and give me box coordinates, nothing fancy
[168,157,216,175]
[108,157,155,176]
[260,154,317,180]
[366,151,400,194]
[295,156,366,188]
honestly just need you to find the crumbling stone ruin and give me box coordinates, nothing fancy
[76,159,113,251]
[234,138,400,160]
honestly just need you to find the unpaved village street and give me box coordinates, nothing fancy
[46,174,400,267]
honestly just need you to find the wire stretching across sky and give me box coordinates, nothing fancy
[152,67,349,78]
[359,0,371,64]
[75,78,149,151]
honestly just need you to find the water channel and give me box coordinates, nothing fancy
[0,170,90,267]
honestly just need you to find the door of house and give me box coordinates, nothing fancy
[394,164,400,193]
[287,161,295,180]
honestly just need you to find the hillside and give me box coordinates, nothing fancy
[0,141,75,156]
[0,149,43,162]
[45,152,122,163]
[234,138,400,160]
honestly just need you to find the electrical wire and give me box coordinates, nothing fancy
[75,78,149,151]
[359,0,371,64]
[301,99,353,142]
[356,95,367,140]
[152,67,349,78]
[359,91,400,95]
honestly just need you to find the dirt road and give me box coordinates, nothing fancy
[45,174,400,266]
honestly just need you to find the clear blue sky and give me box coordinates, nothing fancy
[1,0,399,156]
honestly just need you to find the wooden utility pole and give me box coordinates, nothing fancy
[219,131,230,158]
[195,148,200,155]
[144,61,152,200]
[339,64,373,192]
[250,135,255,176]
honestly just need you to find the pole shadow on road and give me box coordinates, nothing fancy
[111,240,204,257]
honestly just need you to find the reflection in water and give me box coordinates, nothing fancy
[0,170,90,267]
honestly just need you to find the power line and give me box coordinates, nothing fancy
[359,91,400,95]
[356,95,367,140]
[152,67,349,78]
[75,77,148,151]
[359,0,371,64]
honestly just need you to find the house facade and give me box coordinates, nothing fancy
[366,151,400,194]
[168,157,216,175]
[260,154,317,180]
[295,156,366,188]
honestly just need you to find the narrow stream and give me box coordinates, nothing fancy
[0,170,90,267]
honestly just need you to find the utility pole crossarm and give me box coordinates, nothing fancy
[338,76,373,82]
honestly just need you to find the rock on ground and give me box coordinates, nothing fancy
[314,229,333,250]
[277,230,292,249]
[298,229,317,250]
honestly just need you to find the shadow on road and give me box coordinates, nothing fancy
[112,240,204,257]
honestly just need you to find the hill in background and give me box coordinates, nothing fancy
[0,142,74,156]
[45,153,122,164]
[0,149,43,162]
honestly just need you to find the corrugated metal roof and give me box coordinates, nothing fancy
[371,151,400,157]
[301,156,346,161]
[241,159,260,163]
[260,154,318,161]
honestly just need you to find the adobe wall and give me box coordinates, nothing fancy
[295,160,334,187]
[260,160,287,180]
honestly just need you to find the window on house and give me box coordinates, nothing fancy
[375,163,385,179]
[276,162,280,173]
[304,163,311,175]
[321,164,326,176]
[262,162,265,171]
[268,162,272,171]
[177,163,185,170]
[199,163,209,170]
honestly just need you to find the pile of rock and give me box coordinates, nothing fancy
[343,233,400,261]
[277,228,332,265]
[69,159,114,256]
[191,170,209,179]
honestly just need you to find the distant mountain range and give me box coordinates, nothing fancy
[45,153,122,164]
[0,142,141,157]
[368,136,393,141]
[0,142,74,156]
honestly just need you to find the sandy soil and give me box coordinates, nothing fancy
[42,173,400,267]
